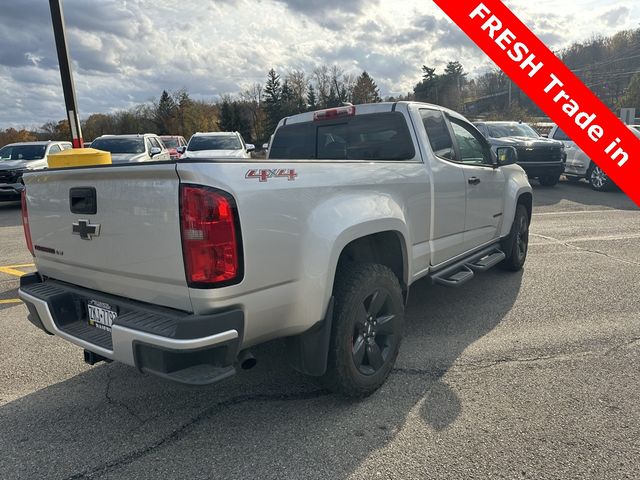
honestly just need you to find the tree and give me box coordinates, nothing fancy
[307,84,317,111]
[0,128,37,146]
[155,90,177,134]
[218,98,235,132]
[618,72,640,109]
[414,65,440,104]
[352,71,381,104]
[264,69,282,135]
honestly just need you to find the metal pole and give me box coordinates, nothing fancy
[49,0,83,148]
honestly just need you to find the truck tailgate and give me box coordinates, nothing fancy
[23,163,192,312]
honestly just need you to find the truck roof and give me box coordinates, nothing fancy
[278,101,467,127]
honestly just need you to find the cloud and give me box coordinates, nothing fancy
[0,0,637,128]
[602,6,630,27]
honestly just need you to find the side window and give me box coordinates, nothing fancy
[48,144,61,154]
[149,137,162,149]
[449,120,492,165]
[420,109,455,160]
[552,128,570,141]
[475,124,489,137]
[61,143,72,150]
[146,139,154,153]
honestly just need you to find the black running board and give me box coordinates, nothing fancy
[431,247,505,287]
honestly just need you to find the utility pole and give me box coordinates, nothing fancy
[49,0,83,148]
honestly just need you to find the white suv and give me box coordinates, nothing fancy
[181,132,255,159]
[0,140,71,200]
[90,134,170,163]
[548,125,640,191]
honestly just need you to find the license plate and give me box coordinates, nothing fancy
[87,300,118,332]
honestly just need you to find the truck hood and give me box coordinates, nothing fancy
[0,159,46,170]
[185,150,248,159]
[109,153,148,163]
[488,136,562,148]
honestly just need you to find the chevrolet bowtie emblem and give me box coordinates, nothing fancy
[72,219,101,240]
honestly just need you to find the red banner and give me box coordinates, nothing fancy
[433,0,640,206]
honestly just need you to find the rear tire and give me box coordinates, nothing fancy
[500,204,529,272]
[322,263,404,398]
[538,174,560,186]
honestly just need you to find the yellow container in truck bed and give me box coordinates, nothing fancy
[47,148,112,168]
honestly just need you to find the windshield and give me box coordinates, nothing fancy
[188,136,242,151]
[487,123,539,139]
[0,144,46,161]
[161,138,179,148]
[91,137,145,154]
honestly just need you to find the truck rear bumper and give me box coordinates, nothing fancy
[18,273,244,386]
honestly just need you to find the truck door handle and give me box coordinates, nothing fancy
[468,177,481,185]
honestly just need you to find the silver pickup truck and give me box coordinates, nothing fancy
[19,102,532,397]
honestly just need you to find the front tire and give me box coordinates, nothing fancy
[322,263,404,397]
[500,204,529,271]
[538,174,560,186]
[588,164,613,191]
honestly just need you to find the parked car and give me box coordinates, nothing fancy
[0,140,71,201]
[179,131,255,159]
[474,121,565,186]
[548,124,640,191]
[19,102,532,397]
[159,135,187,160]
[90,134,170,163]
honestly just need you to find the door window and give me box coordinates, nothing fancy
[449,121,492,165]
[420,109,455,160]
[551,128,571,141]
[48,144,61,154]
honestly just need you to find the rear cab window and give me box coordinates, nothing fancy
[269,112,416,161]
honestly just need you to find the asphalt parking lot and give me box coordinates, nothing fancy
[0,179,638,480]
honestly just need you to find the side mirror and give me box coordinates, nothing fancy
[150,146,162,157]
[262,143,269,150]
[496,146,518,167]
[246,144,256,153]
[176,146,187,154]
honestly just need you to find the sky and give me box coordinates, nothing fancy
[0,0,638,128]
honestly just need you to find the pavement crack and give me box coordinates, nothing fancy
[604,337,640,356]
[104,370,145,425]
[531,233,640,266]
[64,388,330,480]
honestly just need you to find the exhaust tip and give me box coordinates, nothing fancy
[238,350,257,370]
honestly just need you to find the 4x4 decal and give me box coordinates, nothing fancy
[245,169,298,182]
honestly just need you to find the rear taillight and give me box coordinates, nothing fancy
[180,185,242,287]
[21,189,34,256]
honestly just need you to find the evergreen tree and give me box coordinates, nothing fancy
[352,71,381,104]
[307,84,317,111]
[218,99,234,131]
[155,90,177,134]
[264,69,282,135]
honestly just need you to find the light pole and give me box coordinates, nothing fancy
[49,0,83,148]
